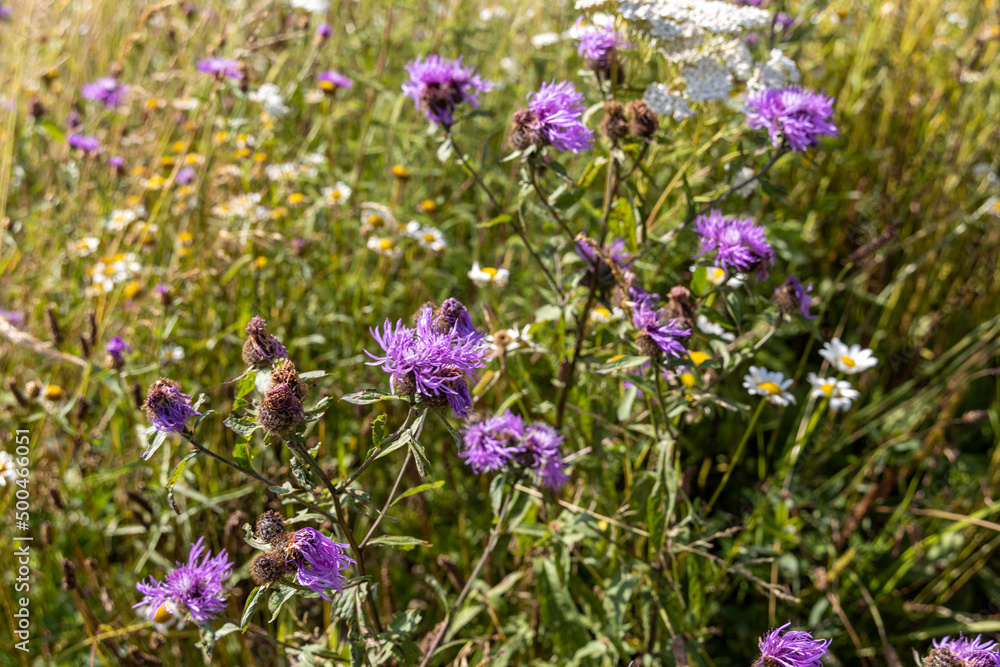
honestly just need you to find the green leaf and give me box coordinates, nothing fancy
[224,415,259,438]
[478,213,512,229]
[214,622,241,640]
[303,395,331,422]
[297,370,326,381]
[234,370,257,401]
[617,384,638,422]
[166,453,198,489]
[139,430,168,461]
[408,437,431,477]
[341,390,393,405]
[222,255,254,285]
[601,355,649,372]
[241,586,266,632]
[367,535,430,550]
[371,414,387,446]
[391,480,445,507]
[268,585,297,622]
[690,265,709,297]
[233,438,253,471]
[38,119,65,142]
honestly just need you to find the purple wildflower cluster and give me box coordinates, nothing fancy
[402,55,493,126]
[68,133,100,153]
[318,70,353,91]
[754,622,830,667]
[106,335,131,365]
[134,537,232,626]
[524,80,594,153]
[693,209,774,278]
[367,301,487,418]
[745,86,838,152]
[196,57,243,80]
[288,528,355,600]
[81,77,129,108]
[142,378,201,439]
[460,410,568,490]
[575,18,629,70]
[632,299,690,359]
[932,635,1000,667]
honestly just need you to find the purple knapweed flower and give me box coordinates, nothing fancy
[366,307,487,418]
[932,635,1000,667]
[575,18,629,71]
[0,308,24,328]
[0,4,11,20]
[773,275,815,319]
[520,423,568,490]
[576,237,632,289]
[108,155,125,169]
[142,378,201,440]
[436,298,484,343]
[176,166,196,185]
[632,299,690,359]
[67,108,82,130]
[693,209,774,278]
[81,77,130,108]
[523,80,594,153]
[460,411,525,473]
[316,22,332,40]
[106,335,131,365]
[68,133,100,153]
[775,12,794,30]
[402,55,493,126]
[754,623,830,667]
[745,86,838,152]
[196,57,243,80]
[287,528,354,600]
[134,537,232,626]
[242,315,289,367]
[318,70,353,92]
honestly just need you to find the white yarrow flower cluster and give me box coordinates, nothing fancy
[643,83,694,120]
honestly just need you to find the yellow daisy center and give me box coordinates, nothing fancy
[421,199,436,212]
[152,603,174,624]
[840,356,856,368]
[711,268,725,281]
[378,239,395,251]
[423,233,436,242]
[319,80,336,92]
[680,373,697,387]
[593,307,611,319]
[44,385,63,400]
[329,189,342,200]
[821,382,835,396]
[369,215,384,227]
[757,382,781,396]
[481,267,499,278]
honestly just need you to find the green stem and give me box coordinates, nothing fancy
[706,399,767,513]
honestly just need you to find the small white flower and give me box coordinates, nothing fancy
[289,0,329,13]
[0,451,16,487]
[407,223,447,252]
[304,90,325,105]
[531,32,561,48]
[589,306,622,323]
[743,366,796,406]
[487,324,533,353]
[322,182,352,206]
[807,373,860,412]
[265,163,299,181]
[696,313,735,341]
[360,203,396,236]
[74,237,100,256]
[367,236,401,259]
[819,338,878,374]
[172,97,200,111]
[248,83,290,117]
[161,343,185,362]
[468,262,509,287]
[690,264,745,289]
[106,209,138,231]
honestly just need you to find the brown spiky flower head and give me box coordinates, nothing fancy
[241,316,289,368]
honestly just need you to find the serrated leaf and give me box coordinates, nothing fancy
[268,585,297,622]
[224,415,259,438]
[366,535,430,550]
[341,389,392,405]
[241,586,266,632]
[391,480,444,507]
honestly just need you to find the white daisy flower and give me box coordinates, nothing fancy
[807,373,860,412]
[589,306,622,323]
[406,223,447,252]
[265,163,300,181]
[696,314,735,342]
[487,324,533,353]
[322,182,352,206]
[468,262,509,287]
[689,264,745,288]
[360,203,396,236]
[367,236,401,259]
[819,338,878,374]
[743,366,796,406]
[74,237,100,256]
[161,343,185,362]
[0,451,17,487]
[304,90,325,105]
[106,209,139,231]
[172,97,200,111]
